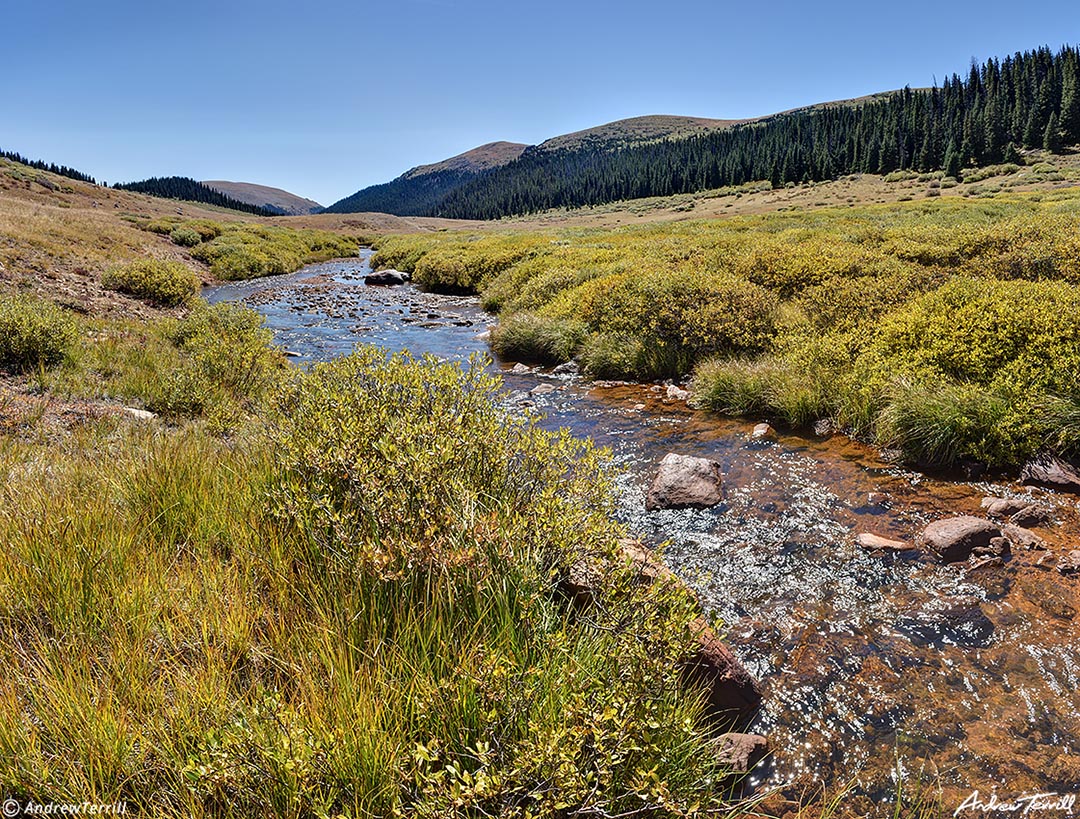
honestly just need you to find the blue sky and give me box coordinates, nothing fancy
[2,1,1077,205]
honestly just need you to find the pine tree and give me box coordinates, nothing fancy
[1044,112,1063,153]
[943,139,962,179]
[1061,50,1080,144]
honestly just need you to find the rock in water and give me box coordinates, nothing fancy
[646,453,723,510]
[855,532,911,552]
[918,516,1000,563]
[1021,454,1080,493]
[1059,551,1080,576]
[364,269,410,286]
[751,422,776,440]
[980,496,1032,518]
[1010,505,1052,528]
[713,732,769,772]
[665,384,691,401]
[683,616,762,719]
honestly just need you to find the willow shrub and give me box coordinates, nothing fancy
[102,258,201,306]
[0,294,77,372]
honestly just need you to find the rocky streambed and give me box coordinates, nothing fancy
[206,252,1080,813]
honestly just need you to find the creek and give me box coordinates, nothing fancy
[206,251,1080,810]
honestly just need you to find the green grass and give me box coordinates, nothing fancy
[0,313,747,816]
[142,216,361,281]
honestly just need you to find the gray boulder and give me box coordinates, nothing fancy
[364,269,410,286]
[646,453,723,510]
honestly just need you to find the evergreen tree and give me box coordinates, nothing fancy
[943,139,962,179]
[1044,112,1063,153]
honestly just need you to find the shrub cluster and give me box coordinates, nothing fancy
[0,294,77,371]
[375,189,1080,468]
[102,258,200,306]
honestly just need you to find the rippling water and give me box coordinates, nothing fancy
[206,253,1080,810]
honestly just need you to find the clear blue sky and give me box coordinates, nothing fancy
[2,0,1077,206]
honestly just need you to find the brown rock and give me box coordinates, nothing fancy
[1021,455,1080,493]
[713,732,768,771]
[751,422,776,441]
[918,516,1001,563]
[980,496,1032,518]
[646,453,723,510]
[1059,550,1080,576]
[1010,505,1052,528]
[1000,523,1047,551]
[856,533,911,552]
[683,616,762,719]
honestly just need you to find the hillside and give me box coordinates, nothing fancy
[328,46,1080,221]
[323,141,527,216]
[533,114,746,153]
[202,180,323,215]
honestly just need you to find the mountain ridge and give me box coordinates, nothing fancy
[202,180,323,215]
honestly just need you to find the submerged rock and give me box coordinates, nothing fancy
[1021,454,1080,493]
[713,732,769,772]
[856,532,911,552]
[894,599,996,648]
[918,516,1000,563]
[646,453,724,510]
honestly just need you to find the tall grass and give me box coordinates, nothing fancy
[0,328,743,815]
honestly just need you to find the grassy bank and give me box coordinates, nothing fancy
[0,294,742,817]
[371,187,1080,469]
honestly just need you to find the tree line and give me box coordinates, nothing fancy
[113,177,275,216]
[0,148,98,184]
[409,45,1079,220]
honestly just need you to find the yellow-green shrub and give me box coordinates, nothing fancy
[0,294,77,371]
[101,258,200,306]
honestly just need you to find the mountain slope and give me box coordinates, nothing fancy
[202,180,322,215]
[323,142,526,216]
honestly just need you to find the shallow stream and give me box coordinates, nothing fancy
[206,251,1080,811]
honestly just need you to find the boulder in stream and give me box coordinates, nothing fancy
[856,532,911,552]
[980,496,1033,518]
[364,269,410,286]
[1058,550,1080,576]
[918,516,1000,563]
[646,453,723,510]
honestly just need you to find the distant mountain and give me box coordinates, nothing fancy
[202,180,322,216]
[327,45,1080,221]
[113,176,275,216]
[322,141,526,216]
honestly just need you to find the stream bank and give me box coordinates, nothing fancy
[206,252,1080,812]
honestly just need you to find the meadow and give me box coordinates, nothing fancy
[0,285,747,817]
[371,186,1080,470]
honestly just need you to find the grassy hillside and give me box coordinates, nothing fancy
[0,158,364,317]
[203,180,323,215]
[371,178,1080,472]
